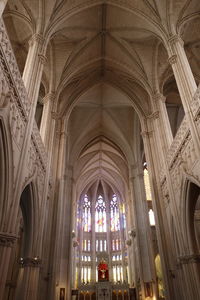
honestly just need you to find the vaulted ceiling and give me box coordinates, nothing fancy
[3,0,200,195]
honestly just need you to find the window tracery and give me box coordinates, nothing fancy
[76,190,128,285]
[95,195,107,232]
[83,195,91,232]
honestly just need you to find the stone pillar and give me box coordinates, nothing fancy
[167,35,200,154]
[79,197,84,286]
[22,33,46,104]
[0,0,7,17]
[47,118,68,300]
[0,233,17,300]
[153,93,173,148]
[126,228,137,287]
[129,165,156,300]
[91,193,96,282]
[15,257,42,300]
[39,92,56,145]
[105,192,112,282]
[141,120,184,300]
[60,164,74,300]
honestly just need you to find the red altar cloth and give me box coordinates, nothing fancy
[98,260,109,281]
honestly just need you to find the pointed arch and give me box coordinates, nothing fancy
[181,176,200,254]
[19,181,39,257]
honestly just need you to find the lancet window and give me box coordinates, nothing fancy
[75,188,128,286]
[95,195,107,232]
[83,194,91,232]
[110,194,120,231]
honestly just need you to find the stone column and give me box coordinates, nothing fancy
[0,233,17,300]
[79,197,84,286]
[153,93,173,148]
[141,121,184,300]
[61,164,74,300]
[129,165,156,300]
[0,0,7,17]
[118,197,126,282]
[15,257,42,300]
[91,193,96,282]
[22,34,46,103]
[47,118,68,300]
[105,192,112,282]
[126,192,137,287]
[126,228,137,287]
[39,92,56,145]
[167,35,200,154]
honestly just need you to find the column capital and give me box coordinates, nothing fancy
[38,54,47,65]
[153,93,166,103]
[168,35,184,47]
[42,92,55,104]
[168,54,177,65]
[0,232,17,247]
[28,33,44,47]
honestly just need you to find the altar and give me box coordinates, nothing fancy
[96,282,112,300]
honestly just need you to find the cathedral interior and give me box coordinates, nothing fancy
[0,0,200,300]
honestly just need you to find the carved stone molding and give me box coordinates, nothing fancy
[141,130,153,139]
[28,33,44,47]
[153,93,166,103]
[168,54,177,65]
[38,54,47,65]
[147,111,159,120]
[178,254,200,265]
[19,257,42,268]
[42,92,55,104]
[0,232,17,248]
[194,85,200,102]
[168,35,184,47]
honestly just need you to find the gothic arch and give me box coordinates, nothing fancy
[181,176,200,254]
[19,182,39,257]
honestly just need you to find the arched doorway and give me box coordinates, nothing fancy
[3,184,36,300]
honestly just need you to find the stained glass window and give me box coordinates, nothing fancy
[149,209,155,226]
[110,194,120,231]
[104,240,107,251]
[95,195,107,232]
[83,195,91,232]
[96,240,98,251]
[77,189,128,285]
[143,163,152,201]
[121,204,126,228]
[112,240,115,251]
[88,240,91,251]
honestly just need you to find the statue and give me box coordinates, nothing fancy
[98,258,109,281]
